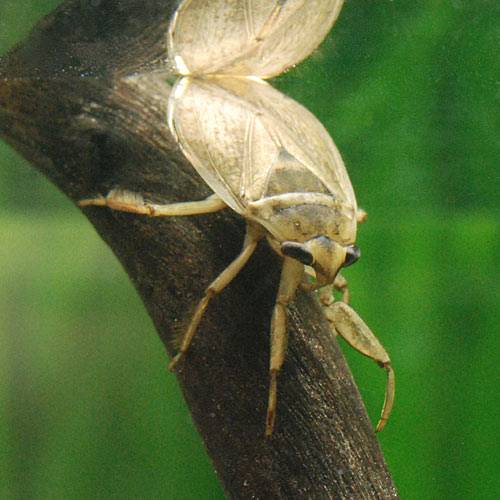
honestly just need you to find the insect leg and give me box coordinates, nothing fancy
[168,224,263,371]
[266,257,304,436]
[314,274,349,313]
[357,209,368,224]
[326,301,395,432]
[334,273,350,304]
[78,190,227,216]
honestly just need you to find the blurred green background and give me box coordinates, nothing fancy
[0,1,498,499]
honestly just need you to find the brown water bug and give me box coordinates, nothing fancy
[79,0,394,436]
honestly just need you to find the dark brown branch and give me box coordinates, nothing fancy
[0,1,398,498]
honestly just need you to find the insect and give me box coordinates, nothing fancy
[79,0,394,436]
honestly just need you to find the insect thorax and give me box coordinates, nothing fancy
[247,193,357,247]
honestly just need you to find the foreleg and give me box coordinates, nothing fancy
[326,302,395,432]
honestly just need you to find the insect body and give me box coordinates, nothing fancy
[80,0,394,436]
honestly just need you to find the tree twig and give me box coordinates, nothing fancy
[0,1,398,497]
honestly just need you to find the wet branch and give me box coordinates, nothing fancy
[0,1,398,498]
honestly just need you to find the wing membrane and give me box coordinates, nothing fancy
[168,77,356,215]
[169,0,344,78]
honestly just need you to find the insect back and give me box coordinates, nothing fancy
[80,0,395,437]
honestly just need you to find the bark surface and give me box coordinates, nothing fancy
[0,1,398,498]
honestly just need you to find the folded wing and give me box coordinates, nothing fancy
[168,77,356,215]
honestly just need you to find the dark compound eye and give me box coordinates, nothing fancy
[281,242,314,266]
[343,245,360,267]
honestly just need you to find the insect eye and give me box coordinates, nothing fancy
[281,242,314,266]
[343,245,360,267]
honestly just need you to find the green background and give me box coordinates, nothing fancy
[0,1,498,498]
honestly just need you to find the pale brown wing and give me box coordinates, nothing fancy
[168,76,278,213]
[217,77,357,209]
[167,76,356,214]
[168,0,344,78]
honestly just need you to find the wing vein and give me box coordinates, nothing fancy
[240,112,255,201]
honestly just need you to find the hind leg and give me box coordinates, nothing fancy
[79,189,227,216]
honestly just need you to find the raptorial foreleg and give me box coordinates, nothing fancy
[325,301,395,432]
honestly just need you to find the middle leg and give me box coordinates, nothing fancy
[265,257,304,436]
[168,223,263,371]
